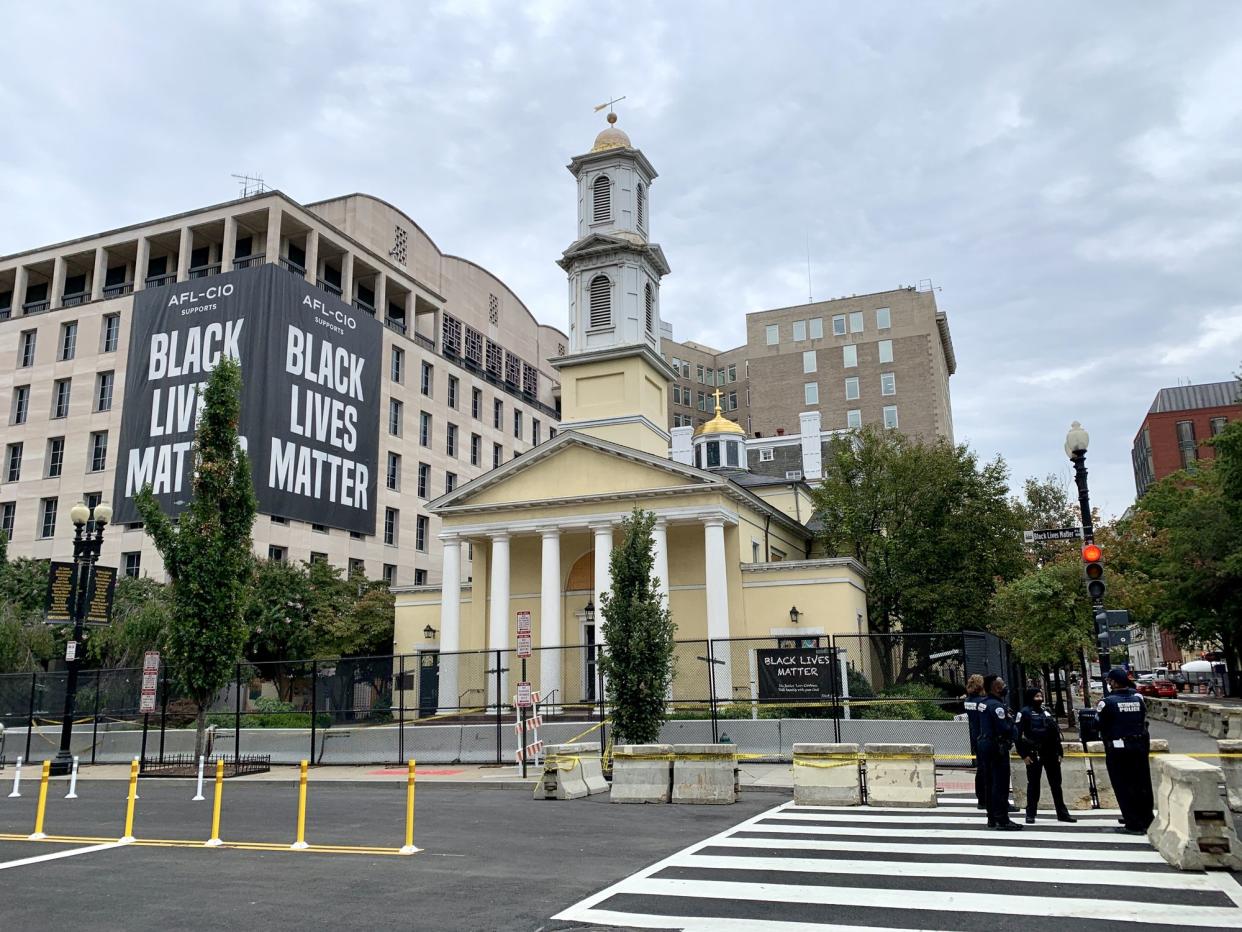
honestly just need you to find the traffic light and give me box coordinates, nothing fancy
[1082,543,1105,601]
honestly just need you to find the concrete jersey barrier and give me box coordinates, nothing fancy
[1219,739,1242,813]
[1011,746,1093,811]
[1085,739,1167,809]
[863,743,936,808]
[792,743,861,806]
[539,743,604,800]
[610,744,672,804]
[1148,753,1241,870]
[671,744,738,804]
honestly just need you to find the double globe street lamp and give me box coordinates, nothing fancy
[50,499,112,776]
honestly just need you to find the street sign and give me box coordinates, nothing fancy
[515,610,532,637]
[140,651,160,714]
[65,640,78,662]
[516,634,532,658]
[516,681,533,708]
[1022,527,1082,544]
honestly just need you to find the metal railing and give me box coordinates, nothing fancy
[233,255,264,270]
[280,258,306,276]
[145,273,175,287]
[385,316,408,335]
[189,264,222,279]
[316,278,343,296]
[22,300,50,314]
[102,282,134,297]
[61,292,90,307]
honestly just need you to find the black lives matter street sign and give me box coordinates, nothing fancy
[756,648,839,701]
[111,265,382,535]
[1022,527,1082,544]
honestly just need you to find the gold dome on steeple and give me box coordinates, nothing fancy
[591,110,632,152]
[694,389,746,437]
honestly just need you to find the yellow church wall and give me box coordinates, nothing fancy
[558,354,669,456]
[464,446,697,506]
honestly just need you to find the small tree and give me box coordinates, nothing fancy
[137,357,257,756]
[598,508,677,745]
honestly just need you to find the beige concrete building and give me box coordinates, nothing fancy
[663,286,956,445]
[0,191,564,585]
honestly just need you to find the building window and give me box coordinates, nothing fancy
[19,330,36,368]
[802,350,816,374]
[95,371,114,412]
[849,311,864,333]
[758,447,774,462]
[533,419,541,445]
[880,372,896,396]
[58,321,78,361]
[878,339,893,364]
[0,502,15,541]
[752,540,761,562]
[46,437,65,478]
[493,442,503,468]
[847,409,862,429]
[102,314,120,353]
[12,385,30,424]
[842,345,857,368]
[1210,417,1228,436]
[391,346,404,383]
[270,515,288,525]
[793,320,807,342]
[513,409,523,439]
[471,387,482,419]
[312,523,327,534]
[419,411,431,447]
[832,315,846,336]
[493,398,503,429]
[809,318,823,340]
[448,375,459,409]
[636,181,646,228]
[696,364,705,383]
[470,433,481,466]
[382,564,397,586]
[420,361,433,396]
[122,552,141,578]
[417,462,430,498]
[310,552,328,565]
[52,379,71,418]
[348,558,365,577]
[588,275,611,329]
[644,282,655,334]
[414,568,427,586]
[387,452,401,491]
[1176,420,1197,469]
[5,443,21,482]
[447,423,458,457]
[727,364,737,382]
[804,382,819,405]
[883,405,899,429]
[445,472,457,493]
[89,431,108,472]
[268,546,286,563]
[384,507,398,546]
[765,324,779,346]
[845,377,860,401]
[592,175,611,222]
[415,515,429,552]
[39,497,57,539]
[389,399,403,436]
[875,307,891,329]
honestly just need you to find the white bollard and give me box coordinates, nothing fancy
[65,757,80,799]
[7,757,23,798]
[192,755,206,801]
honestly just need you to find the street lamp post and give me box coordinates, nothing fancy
[1064,422,1111,702]
[50,500,111,776]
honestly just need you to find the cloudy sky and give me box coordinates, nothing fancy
[3,0,1241,516]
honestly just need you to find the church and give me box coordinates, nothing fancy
[392,115,870,709]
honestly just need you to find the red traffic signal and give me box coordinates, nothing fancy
[1082,543,1105,600]
[1082,544,1102,563]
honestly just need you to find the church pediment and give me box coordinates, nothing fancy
[557,235,671,276]
[427,430,723,513]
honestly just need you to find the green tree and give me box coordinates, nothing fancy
[813,427,1026,645]
[598,508,677,744]
[992,556,1093,667]
[136,357,257,755]
[86,576,173,669]
[0,537,59,672]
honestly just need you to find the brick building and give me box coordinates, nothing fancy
[1131,380,1239,497]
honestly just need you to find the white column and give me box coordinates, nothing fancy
[703,516,732,700]
[487,533,510,706]
[90,246,107,300]
[134,236,150,291]
[265,205,283,264]
[374,272,387,318]
[221,216,237,273]
[341,251,354,303]
[304,229,319,285]
[49,256,66,309]
[437,535,461,715]
[539,528,562,711]
[177,226,193,281]
[592,522,614,705]
[12,265,27,313]
[652,517,670,609]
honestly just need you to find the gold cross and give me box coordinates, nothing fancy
[712,387,724,414]
[594,95,627,115]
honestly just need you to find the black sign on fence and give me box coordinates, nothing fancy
[756,648,838,700]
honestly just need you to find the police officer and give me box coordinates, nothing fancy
[1015,687,1076,824]
[963,674,986,809]
[977,675,1021,830]
[1097,667,1153,834]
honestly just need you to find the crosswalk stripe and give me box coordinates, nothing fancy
[559,909,951,932]
[704,834,1168,862]
[776,809,1119,824]
[787,803,1122,817]
[741,821,1151,844]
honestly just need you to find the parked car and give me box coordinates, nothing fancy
[1137,679,1177,698]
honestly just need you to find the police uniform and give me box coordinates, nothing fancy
[1096,673,1153,832]
[977,692,1018,827]
[964,690,986,809]
[1015,692,1071,821]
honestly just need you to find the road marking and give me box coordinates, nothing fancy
[703,834,1167,862]
[0,841,125,871]
[563,911,935,932]
[741,821,1151,843]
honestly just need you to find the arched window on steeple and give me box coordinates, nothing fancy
[636,182,646,229]
[592,175,611,223]
[644,282,655,334]
[589,275,612,329]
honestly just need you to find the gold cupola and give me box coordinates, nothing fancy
[693,389,748,471]
[591,111,632,152]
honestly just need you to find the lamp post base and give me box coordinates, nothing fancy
[49,751,75,777]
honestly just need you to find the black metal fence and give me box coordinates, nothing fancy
[0,630,1025,766]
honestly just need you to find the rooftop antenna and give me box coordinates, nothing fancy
[806,234,813,304]
[231,173,268,197]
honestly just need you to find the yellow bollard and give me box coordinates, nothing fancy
[119,758,139,843]
[28,760,51,839]
[400,759,417,855]
[291,760,309,850]
[206,759,225,847]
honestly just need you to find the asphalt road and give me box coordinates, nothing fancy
[0,778,776,931]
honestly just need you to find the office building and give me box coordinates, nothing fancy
[1132,380,1239,497]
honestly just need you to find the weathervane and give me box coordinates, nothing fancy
[594,95,627,124]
